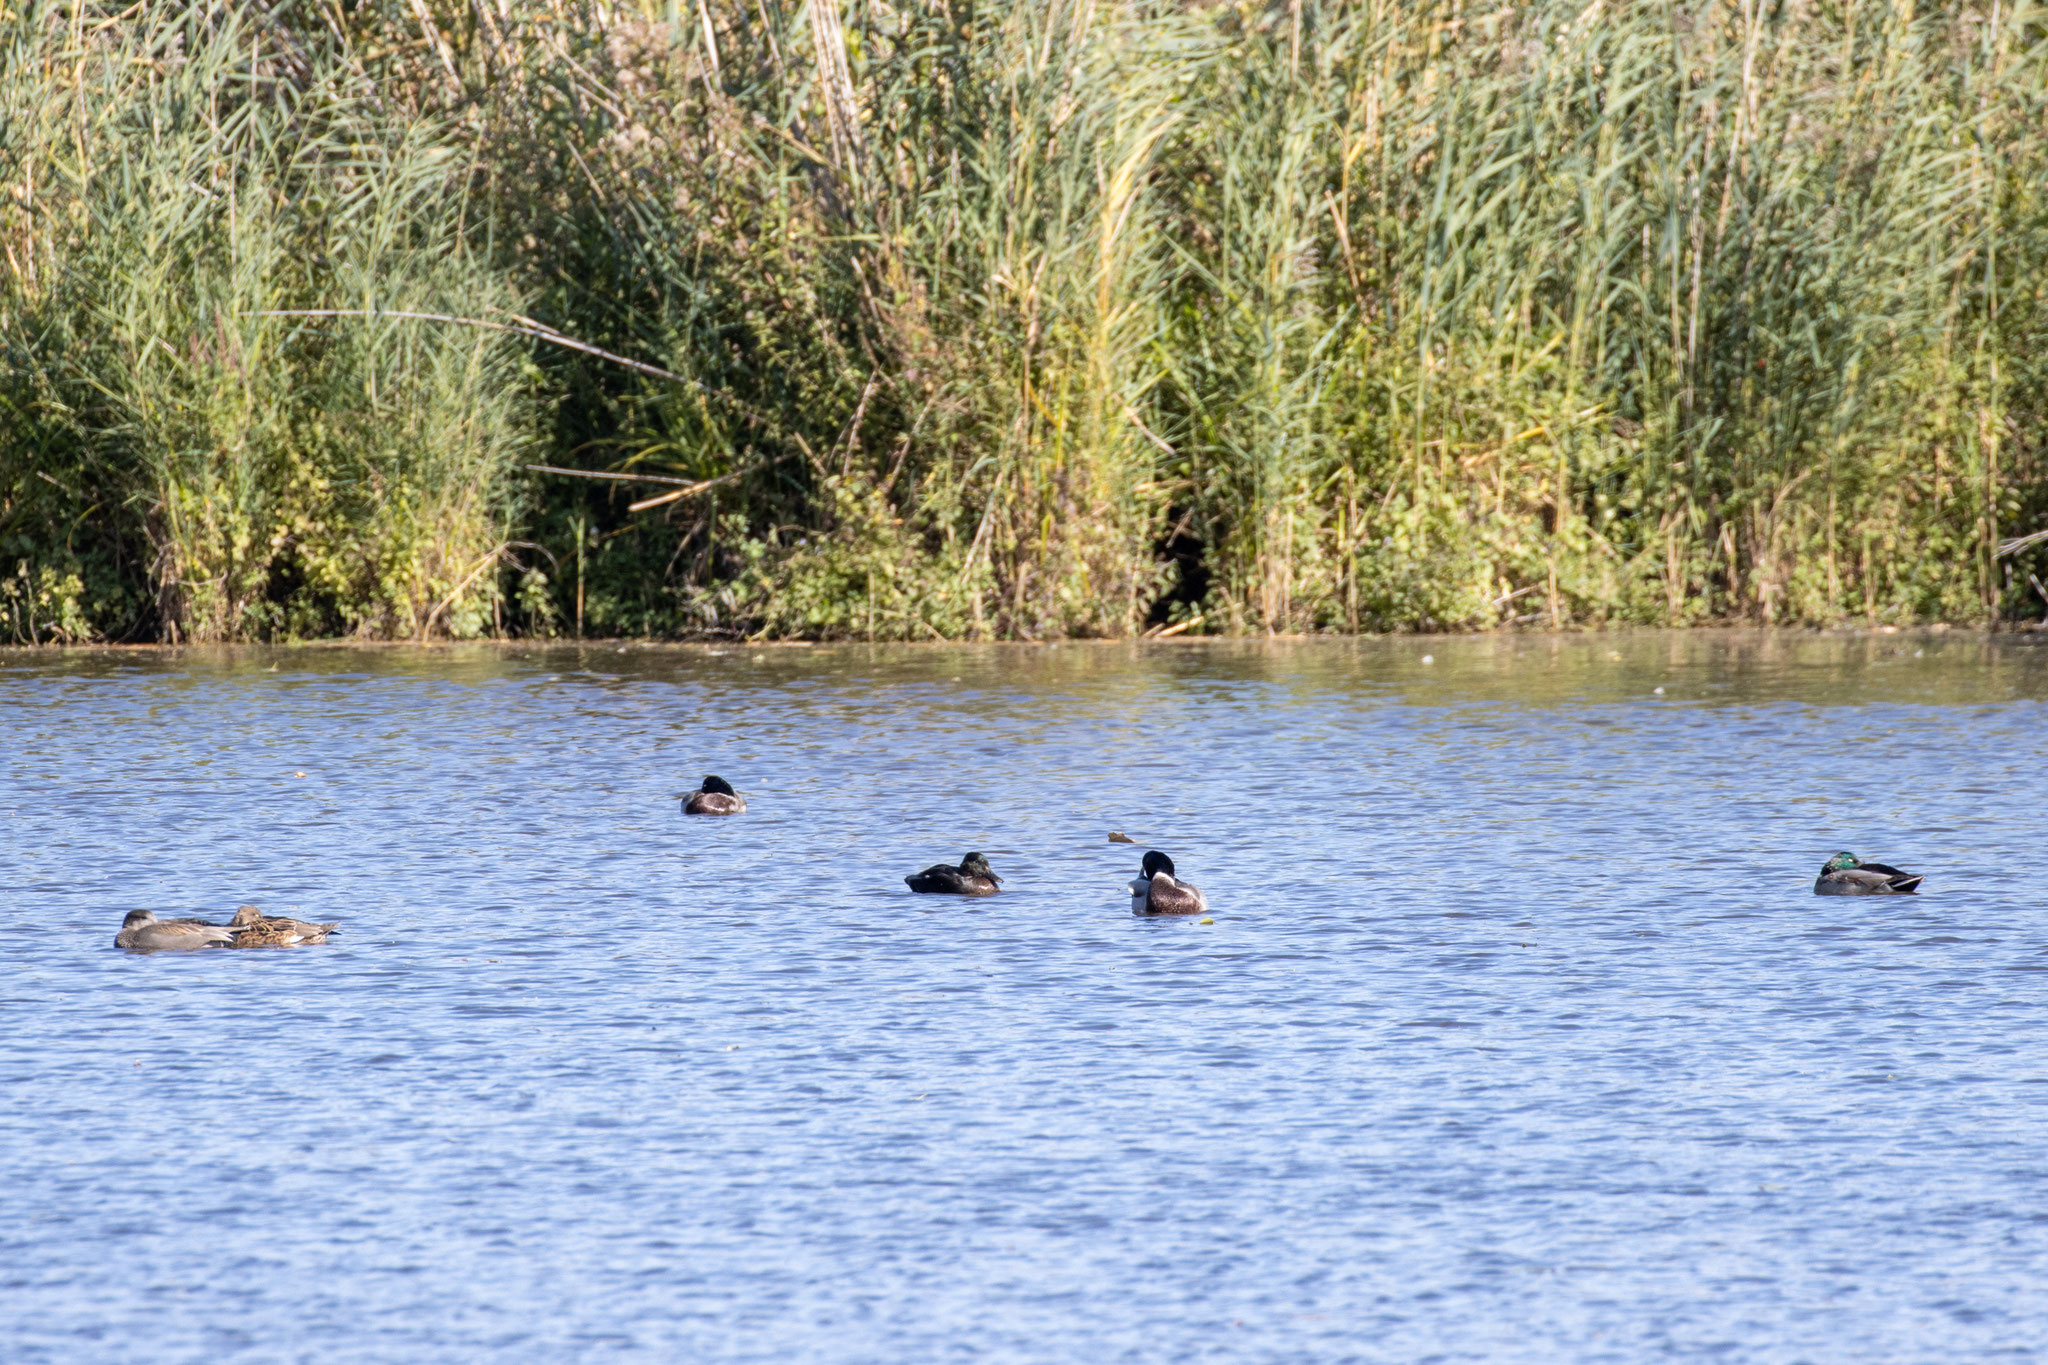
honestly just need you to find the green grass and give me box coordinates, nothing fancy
[3,0,2044,642]
[0,1,534,641]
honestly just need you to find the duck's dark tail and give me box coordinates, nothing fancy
[1890,875,1924,894]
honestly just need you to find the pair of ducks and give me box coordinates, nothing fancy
[682,777,1208,915]
[907,848,1209,915]
[114,905,339,952]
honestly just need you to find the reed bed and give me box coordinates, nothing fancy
[2,0,2044,642]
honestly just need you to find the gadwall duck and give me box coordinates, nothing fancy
[228,904,339,947]
[682,775,746,816]
[1129,850,1207,916]
[905,852,1003,896]
[1814,851,1923,896]
[114,910,234,951]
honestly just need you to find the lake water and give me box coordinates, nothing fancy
[5,632,2048,1362]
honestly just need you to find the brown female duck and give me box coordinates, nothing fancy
[228,905,340,947]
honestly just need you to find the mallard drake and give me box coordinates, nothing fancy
[113,910,234,951]
[228,904,339,947]
[682,775,746,816]
[1130,850,1208,916]
[905,852,1002,896]
[1814,851,1923,896]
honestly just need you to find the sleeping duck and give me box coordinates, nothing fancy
[113,910,234,951]
[683,775,747,816]
[1130,850,1207,916]
[228,904,340,947]
[1814,851,1923,896]
[905,852,1003,896]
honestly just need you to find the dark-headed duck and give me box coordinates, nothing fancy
[683,775,746,816]
[905,852,1003,896]
[1130,850,1207,916]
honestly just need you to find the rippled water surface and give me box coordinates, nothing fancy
[6,632,2048,1362]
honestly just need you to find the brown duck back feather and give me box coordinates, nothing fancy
[1139,874,1208,916]
[230,916,337,947]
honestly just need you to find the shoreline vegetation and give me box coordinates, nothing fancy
[0,623,2029,656]
[3,2,2045,645]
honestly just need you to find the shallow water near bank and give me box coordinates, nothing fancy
[5,631,2048,1362]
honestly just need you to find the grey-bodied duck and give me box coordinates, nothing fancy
[905,852,1003,896]
[1814,851,1923,896]
[1130,850,1208,916]
[682,775,746,816]
[113,910,234,951]
[228,904,339,947]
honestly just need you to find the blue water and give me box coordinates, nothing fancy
[4,632,2047,1361]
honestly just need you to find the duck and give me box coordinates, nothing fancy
[1814,851,1923,896]
[905,852,1003,896]
[228,904,339,947]
[682,775,746,816]
[1129,850,1208,916]
[113,910,235,951]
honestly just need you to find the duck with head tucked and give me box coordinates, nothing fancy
[1814,851,1923,896]
[905,852,1003,896]
[228,904,340,947]
[113,910,234,951]
[682,775,746,816]
[1130,850,1207,916]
